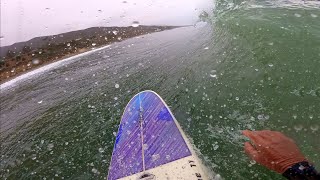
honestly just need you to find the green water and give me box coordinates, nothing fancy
[1,1,320,179]
[196,1,320,178]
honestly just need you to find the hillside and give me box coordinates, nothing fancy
[0,25,178,82]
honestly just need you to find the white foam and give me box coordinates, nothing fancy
[0,45,112,90]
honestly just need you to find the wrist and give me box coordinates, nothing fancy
[283,161,319,180]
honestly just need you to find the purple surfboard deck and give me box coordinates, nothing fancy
[108,91,192,180]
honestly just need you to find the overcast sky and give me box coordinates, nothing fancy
[0,0,212,46]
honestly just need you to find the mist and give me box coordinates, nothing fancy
[0,0,212,46]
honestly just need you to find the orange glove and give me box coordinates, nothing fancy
[242,130,306,174]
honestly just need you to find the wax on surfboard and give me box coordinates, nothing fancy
[108,90,212,180]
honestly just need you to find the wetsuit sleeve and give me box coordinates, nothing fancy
[283,161,320,180]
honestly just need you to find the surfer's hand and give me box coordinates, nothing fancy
[242,130,306,174]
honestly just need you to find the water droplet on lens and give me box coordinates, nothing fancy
[47,143,54,151]
[294,125,303,131]
[210,74,217,78]
[32,59,40,65]
[250,160,256,165]
[294,13,301,17]
[166,155,170,160]
[152,154,160,161]
[257,114,269,121]
[92,168,98,174]
[212,144,219,150]
[215,174,221,179]
[310,14,317,18]
[310,125,319,132]
[131,21,140,27]
[257,114,264,120]
[98,148,104,153]
[143,144,148,150]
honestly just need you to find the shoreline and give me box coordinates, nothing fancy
[0,26,179,87]
[0,43,114,89]
[0,44,110,87]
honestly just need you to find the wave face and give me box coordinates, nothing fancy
[203,1,320,178]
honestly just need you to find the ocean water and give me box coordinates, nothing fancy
[1,1,319,179]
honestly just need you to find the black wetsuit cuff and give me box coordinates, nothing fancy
[283,161,320,180]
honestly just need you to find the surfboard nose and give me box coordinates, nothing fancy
[108,90,211,180]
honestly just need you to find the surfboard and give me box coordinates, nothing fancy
[108,90,210,180]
